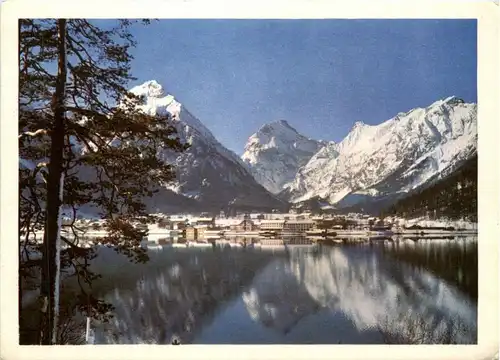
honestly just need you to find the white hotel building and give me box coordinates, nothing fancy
[259,219,315,233]
[259,220,286,231]
[283,220,315,233]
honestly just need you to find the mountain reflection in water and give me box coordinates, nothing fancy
[86,238,476,344]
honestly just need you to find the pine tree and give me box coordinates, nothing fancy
[19,19,188,344]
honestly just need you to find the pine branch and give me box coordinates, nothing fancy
[18,129,49,139]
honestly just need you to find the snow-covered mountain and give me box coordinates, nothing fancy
[281,96,477,207]
[241,120,327,194]
[127,80,287,213]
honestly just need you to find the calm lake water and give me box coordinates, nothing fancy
[80,236,477,344]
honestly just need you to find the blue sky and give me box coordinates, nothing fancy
[126,19,477,154]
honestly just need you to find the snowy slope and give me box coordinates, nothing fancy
[128,80,286,213]
[241,120,327,194]
[283,96,477,206]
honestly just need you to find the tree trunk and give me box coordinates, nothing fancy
[39,19,67,345]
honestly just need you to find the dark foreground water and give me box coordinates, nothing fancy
[78,237,476,344]
[20,237,478,344]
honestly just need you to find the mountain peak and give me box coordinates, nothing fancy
[259,119,298,134]
[130,80,166,98]
[444,96,465,105]
[242,120,325,194]
[429,96,466,109]
[276,119,293,127]
[352,120,367,130]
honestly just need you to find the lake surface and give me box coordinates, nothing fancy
[82,237,477,344]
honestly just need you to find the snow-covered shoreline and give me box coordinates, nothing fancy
[394,217,478,231]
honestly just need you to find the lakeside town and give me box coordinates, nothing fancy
[54,210,479,249]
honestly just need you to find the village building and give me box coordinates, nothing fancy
[185,227,197,240]
[283,220,315,233]
[184,226,209,240]
[311,218,336,229]
[262,213,287,220]
[371,218,392,231]
[190,217,215,228]
[249,213,265,220]
[260,219,286,231]
[230,218,258,232]
[170,221,187,231]
[196,226,207,239]
[215,218,242,229]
